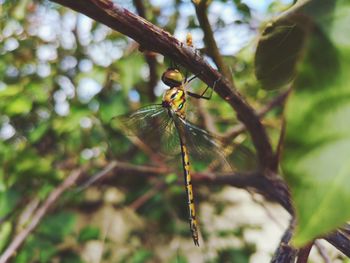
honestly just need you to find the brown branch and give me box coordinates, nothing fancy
[296,242,314,263]
[76,161,350,258]
[194,171,294,214]
[50,0,274,172]
[192,0,233,84]
[77,160,293,214]
[76,160,168,190]
[224,86,292,139]
[0,169,84,263]
[325,230,350,257]
[271,219,297,263]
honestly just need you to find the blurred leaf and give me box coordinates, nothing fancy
[77,226,100,242]
[282,0,350,246]
[254,0,338,90]
[215,247,254,263]
[28,122,50,143]
[99,92,127,123]
[170,254,187,263]
[0,189,20,217]
[254,18,306,90]
[165,173,178,185]
[15,236,57,263]
[53,108,90,134]
[13,0,31,20]
[236,3,251,19]
[0,221,12,252]
[16,151,52,176]
[0,85,22,98]
[128,249,153,263]
[118,54,144,91]
[5,96,32,115]
[37,211,76,242]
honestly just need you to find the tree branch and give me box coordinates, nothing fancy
[50,0,274,172]
[192,0,233,84]
[296,242,313,263]
[271,219,297,263]
[84,162,350,257]
[223,86,291,139]
[325,230,350,257]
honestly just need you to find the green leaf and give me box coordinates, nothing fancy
[254,0,338,90]
[118,54,144,91]
[99,92,127,123]
[0,85,22,98]
[37,211,76,242]
[128,249,153,263]
[254,20,306,89]
[28,122,50,143]
[0,189,20,217]
[77,226,100,242]
[282,0,350,247]
[5,96,32,115]
[0,221,12,252]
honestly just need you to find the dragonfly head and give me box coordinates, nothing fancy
[161,68,184,87]
[162,86,186,118]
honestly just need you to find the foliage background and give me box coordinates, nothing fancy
[0,0,349,262]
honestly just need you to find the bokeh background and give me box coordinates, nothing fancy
[1,0,347,262]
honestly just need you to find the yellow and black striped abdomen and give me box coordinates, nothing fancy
[180,139,199,246]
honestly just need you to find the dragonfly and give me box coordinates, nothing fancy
[113,67,231,246]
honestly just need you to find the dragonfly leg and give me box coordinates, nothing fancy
[187,76,221,100]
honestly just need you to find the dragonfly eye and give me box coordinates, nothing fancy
[162,68,184,87]
[170,92,177,100]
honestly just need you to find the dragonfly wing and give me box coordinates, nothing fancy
[111,105,181,155]
[174,117,257,172]
[174,117,231,172]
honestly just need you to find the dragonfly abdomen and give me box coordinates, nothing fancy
[180,140,200,246]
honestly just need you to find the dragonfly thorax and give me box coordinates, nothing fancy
[162,86,186,118]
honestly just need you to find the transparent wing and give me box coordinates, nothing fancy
[111,105,181,155]
[174,116,257,172]
[174,117,230,172]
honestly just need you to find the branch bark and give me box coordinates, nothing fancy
[50,0,274,172]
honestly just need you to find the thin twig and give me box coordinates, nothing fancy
[76,161,119,192]
[272,115,286,171]
[76,160,168,191]
[0,169,84,263]
[271,218,297,263]
[296,242,314,263]
[192,0,233,84]
[224,86,292,139]
[129,180,166,210]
